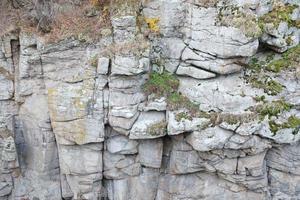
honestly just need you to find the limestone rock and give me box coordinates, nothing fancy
[97,57,110,75]
[111,56,150,76]
[103,152,140,179]
[112,16,137,43]
[156,172,267,199]
[138,139,163,168]
[266,143,300,175]
[106,135,138,155]
[179,75,256,112]
[176,65,217,79]
[169,139,205,174]
[268,168,300,199]
[139,98,167,112]
[0,1,300,199]
[130,112,166,139]
[47,82,105,145]
[167,110,211,136]
[187,26,259,59]
[181,46,244,75]
[0,74,13,100]
[186,127,234,152]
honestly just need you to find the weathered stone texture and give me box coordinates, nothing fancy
[0,0,299,199]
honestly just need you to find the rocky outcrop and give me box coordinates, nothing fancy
[0,0,300,199]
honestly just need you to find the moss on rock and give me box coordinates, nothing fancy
[269,115,300,134]
[259,4,299,29]
[143,72,179,98]
[218,6,262,38]
[255,99,293,120]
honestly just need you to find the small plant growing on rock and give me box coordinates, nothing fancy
[246,57,286,96]
[209,112,257,126]
[259,4,300,29]
[90,56,98,68]
[249,98,299,134]
[265,45,300,72]
[217,6,262,38]
[253,95,267,103]
[0,66,14,81]
[246,44,300,96]
[254,99,293,120]
[195,0,218,7]
[143,72,179,98]
[101,36,149,57]
[167,93,200,114]
[109,0,141,16]
[175,111,193,122]
[269,115,300,134]
[246,68,284,95]
[145,18,160,33]
[142,71,202,116]
[147,121,167,136]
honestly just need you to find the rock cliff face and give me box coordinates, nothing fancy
[0,0,300,199]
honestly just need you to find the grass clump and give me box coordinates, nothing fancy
[217,6,262,38]
[175,112,193,122]
[109,0,141,16]
[282,44,300,63]
[251,97,298,135]
[249,77,284,96]
[211,112,257,126]
[89,55,98,68]
[197,0,218,7]
[254,95,267,103]
[255,99,293,120]
[259,4,299,29]
[265,45,300,72]
[143,72,180,98]
[245,51,300,96]
[142,71,201,116]
[269,115,300,134]
[167,93,200,114]
[247,45,300,76]
[266,59,290,73]
[147,121,167,136]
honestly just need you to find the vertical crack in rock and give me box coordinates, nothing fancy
[10,38,19,100]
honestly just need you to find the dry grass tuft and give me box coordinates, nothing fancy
[46,3,111,43]
[0,1,20,36]
[0,0,144,43]
[101,36,149,57]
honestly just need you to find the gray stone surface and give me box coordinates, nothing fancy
[138,139,163,168]
[0,0,299,199]
[167,110,211,136]
[186,127,234,152]
[130,112,166,139]
[106,135,138,155]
